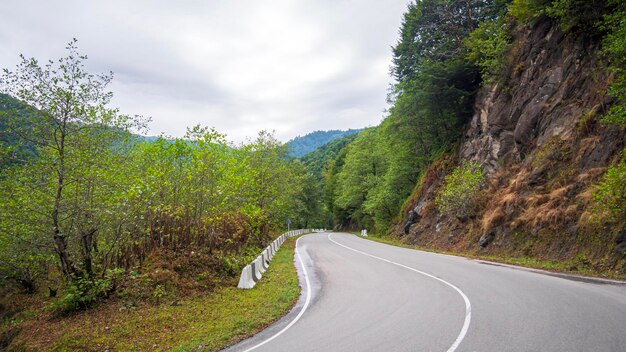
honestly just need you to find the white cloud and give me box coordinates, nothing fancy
[0,0,411,142]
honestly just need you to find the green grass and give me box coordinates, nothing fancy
[10,238,301,352]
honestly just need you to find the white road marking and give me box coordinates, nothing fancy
[328,233,472,352]
[242,236,312,352]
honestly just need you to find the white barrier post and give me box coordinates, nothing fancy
[237,265,254,289]
[251,261,260,282]
[237,229,312,289]
[256,256,266,274]
[264,250,271,265]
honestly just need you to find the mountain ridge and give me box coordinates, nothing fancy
[286,129,362,158]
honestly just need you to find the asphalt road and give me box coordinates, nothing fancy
[223,233,626,352]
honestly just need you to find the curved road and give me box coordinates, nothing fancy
[224,233,626,352]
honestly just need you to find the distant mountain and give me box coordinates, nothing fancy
[0,93,159,169]
[301,132,360,180]
[136,135,161,143]
[286,129,362,158]
[0,93,41,168]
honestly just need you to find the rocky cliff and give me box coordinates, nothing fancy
[400,17,625,272]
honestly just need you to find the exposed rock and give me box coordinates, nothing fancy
[578,128,624,169]
[479,230,496,248]
[615,230,626,255]
[460,18,609,173]
[401,17,625,269]
[403,210,418,235]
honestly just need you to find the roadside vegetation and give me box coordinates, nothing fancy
[2,237,300,351]
[0,41,314,349]
[435,161,485,220]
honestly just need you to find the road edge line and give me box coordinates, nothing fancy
[241,235,313,352]
[328,233,471,352]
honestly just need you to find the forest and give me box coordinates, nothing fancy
[286,129,361,158]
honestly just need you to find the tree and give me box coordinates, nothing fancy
[0,39,147,278]
[392,0,506,83]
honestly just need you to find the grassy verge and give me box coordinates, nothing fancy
[358,233,626,281]
[5,238,300,351]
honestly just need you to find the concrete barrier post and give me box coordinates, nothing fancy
[256,255,266,274]
[251,261,260,282]
[237,229,311,289]
[237,265,255,289]
[260,253,267,270]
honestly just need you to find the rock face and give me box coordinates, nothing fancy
[616,230,626,255]
[400,17,625,264]
[461,19,610,172]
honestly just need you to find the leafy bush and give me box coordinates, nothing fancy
[436,161,485,219]
[511,0,611,33]
[593,151,626,222]
[152,284,166,305]
[600,0,626,125]
[593,1,626,223]
[51,269,122,314]
[465,17,513,84]
[509,0,551,23]
[545,0,609,32]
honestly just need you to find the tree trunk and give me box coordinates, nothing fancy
[81,228,96,276]
[52,118,76,278]
[54,232,75,277]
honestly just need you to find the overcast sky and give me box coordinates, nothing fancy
[0,0,411,142]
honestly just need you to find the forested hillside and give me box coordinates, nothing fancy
[323,0,504,233]
[286,129,361,158]
[0,93,40,169]
[301,132,360,179]
[320,0,626,275]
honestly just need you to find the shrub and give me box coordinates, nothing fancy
[465,17,513,84]
[600,0,626,126]
[153,284,166,305]
[593,150,626,222]
[51,269,122,314]
[509,0,551,23]
[545,0,610,32]
[436,161,485,219]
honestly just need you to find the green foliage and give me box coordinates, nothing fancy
[51,269,121,313]
[509,0,550,23]
[545,0,609,32]
[332,129,384,230]
[600,0,626,125]
[0,93,40,169]
[286,129,361,158]
[509,0,611,33]
[593,151,626,222]
[435,161,485,219]
[323,0,506,232]
[301,132,360,180]
[589,1,625,221]
[0,42,321,304]
[465,17,513,84]
[152,284,166,305]
[392,0,505,82]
